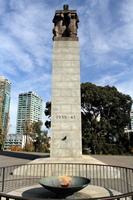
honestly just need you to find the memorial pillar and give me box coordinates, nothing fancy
[50,5,82,157]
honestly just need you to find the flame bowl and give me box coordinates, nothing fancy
[39,176,90,196]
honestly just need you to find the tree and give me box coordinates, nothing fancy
[22,118,50,152]
[41,130,50,152]
[44,102,51,129]
[81,82,132,154]
[21,112,34,152]
[23,142,34,152]
[32,121,50,152]
[32,120,42,152]
[22,117,31,144]
[44,82,132,154]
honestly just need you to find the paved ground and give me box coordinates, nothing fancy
[0,151,49,167]
[91,155,133,168]
[8,184,121,199]
[0,151,133,168]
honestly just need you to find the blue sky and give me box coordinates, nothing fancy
[0,0,133,134]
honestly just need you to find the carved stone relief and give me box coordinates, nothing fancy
[53,5,79,40]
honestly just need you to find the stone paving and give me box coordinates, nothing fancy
[28,155,106,164]
[7,184,121,199]
[1,151,132,168]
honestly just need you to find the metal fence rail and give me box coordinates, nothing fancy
[0,163,133,199]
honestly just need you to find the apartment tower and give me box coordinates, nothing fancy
[0,75,11,136]
[16,91,43,135]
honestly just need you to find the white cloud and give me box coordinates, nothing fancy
[120,0,133,22]
[95,66,133,86]
[94,74,118,87]
[0,32,34,72]
[1,0,53,75]
[116,80,133,98]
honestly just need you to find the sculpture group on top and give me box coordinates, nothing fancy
[53,5,79,40]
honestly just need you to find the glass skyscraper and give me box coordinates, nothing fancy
[0,76,11,136]
[16,91,43,135]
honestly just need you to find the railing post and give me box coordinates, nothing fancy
[126,168,129,193]
[44,164,45,177]
[86,164,87,178]
[2,167,5,192]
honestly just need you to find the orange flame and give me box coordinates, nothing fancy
[58,175,72,187]
[61,182,69,187]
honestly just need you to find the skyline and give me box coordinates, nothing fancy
[0,0,133,134]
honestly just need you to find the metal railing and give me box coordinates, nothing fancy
[0,163,133,200]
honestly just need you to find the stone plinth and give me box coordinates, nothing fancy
[50,40,82,157]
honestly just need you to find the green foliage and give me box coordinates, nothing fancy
[23,143,34,152]
[33,121,50,152]
[81,82,132,154]
[22,120,50,153]
[81,82,132,137]
[44,102,51,129]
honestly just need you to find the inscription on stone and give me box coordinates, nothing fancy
[56,115,76,119]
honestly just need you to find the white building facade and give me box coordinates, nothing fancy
[16,91,43,135]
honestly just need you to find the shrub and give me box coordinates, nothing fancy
[9,145,22,151]
[23,143,34,152]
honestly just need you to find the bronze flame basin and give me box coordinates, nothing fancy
[39,175,90,198]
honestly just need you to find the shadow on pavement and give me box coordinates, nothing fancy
[0,151,50,160]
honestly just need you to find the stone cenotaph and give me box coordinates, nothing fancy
[50,5,82,158]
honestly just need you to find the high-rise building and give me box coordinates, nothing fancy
[130,109,133,130]
[125,107,133,131]
[16,91,43,135]
[0,75,11,136]
[124,106,133,141]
